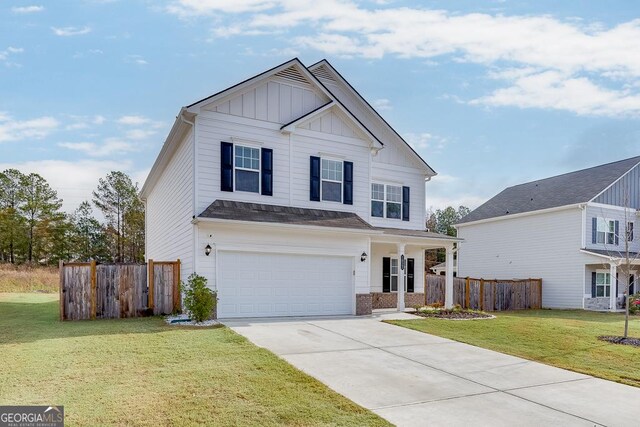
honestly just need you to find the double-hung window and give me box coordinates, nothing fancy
[596,218,615,245]
[390,258,399,292]
[371,183,402,219]
[234,145,260,193]
[321,159,343,202]
[595,271,611,297]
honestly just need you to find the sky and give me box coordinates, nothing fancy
[1,1,640,215]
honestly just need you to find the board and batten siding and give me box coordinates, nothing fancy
[584,203,639,253]
[457,207,585,308]
[369,243,424,293]
[146,129,194,281]
[593,162,640,209]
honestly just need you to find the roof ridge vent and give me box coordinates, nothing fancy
[274,66,309,84]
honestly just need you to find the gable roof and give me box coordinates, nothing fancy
[457,156,640,225]
[308,59,436,176]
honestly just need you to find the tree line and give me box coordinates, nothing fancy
[0,170,144,265]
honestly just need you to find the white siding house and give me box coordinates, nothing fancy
[141,58,458,318]
[456,156,640,311]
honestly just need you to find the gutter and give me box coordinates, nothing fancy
[456,203,584,228]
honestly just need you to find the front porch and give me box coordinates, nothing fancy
[582,249,638,311]
[356,228,459,315]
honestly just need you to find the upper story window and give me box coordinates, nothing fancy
[234,145,260,193]
[321,158,343,202]
[371,183,402,219]
[596,218,615,245]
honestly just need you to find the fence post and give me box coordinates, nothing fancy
[493,281,497,311]
[538,279,542,309]
[479,279,484,311]
[172,259,181,313]
[90,260,97,320]
[59,260,64,321]
[148,259,154,311]
[424,273,428,306]
[465,277,470,309]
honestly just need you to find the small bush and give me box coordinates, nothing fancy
[629,294,640,314]
[182,273,216,323]
[431,301,444,308]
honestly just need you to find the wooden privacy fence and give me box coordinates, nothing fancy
[426,274,542,311]
[59,259,180,321]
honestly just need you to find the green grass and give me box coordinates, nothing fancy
[0,293,390,427]
[387,310,640,387]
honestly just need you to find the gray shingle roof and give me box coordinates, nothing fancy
[198,200,373,230]
[458,156,640,225]
[582,248,640,259]
[373,227,460,240]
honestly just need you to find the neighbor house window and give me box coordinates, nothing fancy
[321,158,343,202]
[596,218,615,245]
[234,145,260,193]
[371,183,402,219]
[628,222,634,242]
[596,271,611,297]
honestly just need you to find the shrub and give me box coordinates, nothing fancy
[431,301,444,308]
[182,273,217,323]
[629,294,640,314]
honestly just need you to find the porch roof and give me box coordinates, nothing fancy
[581,248,640,262]
[198,200,373,230]
[372,227,460,241]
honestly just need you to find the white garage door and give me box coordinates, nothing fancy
[217,251,353,318]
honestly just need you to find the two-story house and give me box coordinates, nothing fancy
[456,156,640,311]
[140,58,458,319]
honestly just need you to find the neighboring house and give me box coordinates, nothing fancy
[141,58,458,319]
[456,156,640,311]
[430,260,457,276]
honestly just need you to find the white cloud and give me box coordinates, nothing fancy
[0,159,140,213]
[0,114,59,142]
[117,115,150,125]
[58,138,138,157]
[0,46,24,66]
[125,129,156,140]
[51,26,92,36]
[125,54,148,65]
[12,5,44,13]
[165,1,640,116]
[371,98,392,110]
[404,132,448,152]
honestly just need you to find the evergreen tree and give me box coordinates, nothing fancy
[0,169,27,263]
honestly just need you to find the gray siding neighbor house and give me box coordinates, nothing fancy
[456,156,640,311]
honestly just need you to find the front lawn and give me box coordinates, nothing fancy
[0,293,390,426]
[387,309,640,387]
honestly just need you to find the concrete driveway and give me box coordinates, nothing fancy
[224,312,640,426]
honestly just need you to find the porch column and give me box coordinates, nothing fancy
[445,245,454,309]
[609,262,617,312]
[397,243,406,311]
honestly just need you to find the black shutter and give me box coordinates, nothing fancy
[591,272,596,297]
[591,217,597,244]
[615,273,619,298]
[310,156,320,201]
[407,258,414,293]
[402,186,410,221]
[615,220,620,245]
[343,161,353,205]
[630,222,634,241]
[221,142,233,192]
[630,275,635,295]
[261,148,273,196]
[382,257,391,293]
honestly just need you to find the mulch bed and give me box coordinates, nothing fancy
[598,336,640,347]
[414,310,494,320]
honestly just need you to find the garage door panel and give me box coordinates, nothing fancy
[217,252,353,318]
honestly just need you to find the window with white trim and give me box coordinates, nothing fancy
[371,183,402,219]
[321,158,343,202]
[390,258,398,292]
[234,145,260,193]
[596,271,611,297]
[596,218,615,245]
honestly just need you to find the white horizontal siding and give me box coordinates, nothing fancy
[146,129,194,280]
[457,208,586,308]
